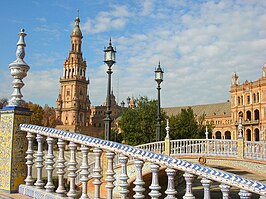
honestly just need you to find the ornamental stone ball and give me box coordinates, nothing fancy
[7,29,30,107]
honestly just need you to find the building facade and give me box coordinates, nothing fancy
[164,63,266,141]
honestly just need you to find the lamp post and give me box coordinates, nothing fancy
[155,62,164,141]
[104,38,116,140]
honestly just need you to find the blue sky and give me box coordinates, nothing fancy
[1,0,266,108]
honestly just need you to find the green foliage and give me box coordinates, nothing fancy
[168,107,214,139]
[0,98,8,109]
[119,96,166,146]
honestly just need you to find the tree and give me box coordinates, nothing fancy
[168,107,214,139]
[25,102,44,126]
[42,104,57,128]
[0,98,8,109]
[119,96,166,146]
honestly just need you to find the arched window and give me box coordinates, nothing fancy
[246,111,251,121]
[257,92,260,102]
[241,96,244,105]
[247,95,250,104]
[253,93,256,103]
[239,111,243,119]
[237,96,241,105]
[72,43,74,51]
[255,128,260,141]
[246,129,251,141]
[216,131,222,139]
[254,109,259,120]
[225,131,231,139]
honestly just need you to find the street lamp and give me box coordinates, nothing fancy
[104,38,116,140]
[155,62,164,141]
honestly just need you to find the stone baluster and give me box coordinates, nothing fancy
[239,189,252,199]
[34,134,45,189]
[119,154,129,198]
[183,172,195,199]
[92,147,103,199]
[201,178,212,199]
[25,132,35,186]
[67,142,78,198]
[133,159,145,199]
[106,151,116,199]
[56,139,66,196]
[45,137,55,192]
[80,145,90,199]
[219,184,230,199]
[165,168,177,199]
[148,164,161,199]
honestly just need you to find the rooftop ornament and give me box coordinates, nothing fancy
[7,29,30,108]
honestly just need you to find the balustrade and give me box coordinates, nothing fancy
[18,124,266,199]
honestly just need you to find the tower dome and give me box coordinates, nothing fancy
[72,17,82,38]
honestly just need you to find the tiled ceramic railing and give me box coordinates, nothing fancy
[19,124,266,199]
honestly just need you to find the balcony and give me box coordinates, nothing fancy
[235,119,259,126]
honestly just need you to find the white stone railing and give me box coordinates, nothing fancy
[136,139,266,162]
[170,139,238,157]
[244,141,266,160]
[18,124,266,198]
[136,140,164,153]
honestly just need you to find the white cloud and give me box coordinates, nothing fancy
[82,5,132,34]
[23,69,61,106]
[140,0,154,16]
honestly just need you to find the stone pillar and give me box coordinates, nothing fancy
[238,115,244,158]
[238,138,244,159]
[164,119,171,156]
[0,28,31,193]
[0,107,31,192]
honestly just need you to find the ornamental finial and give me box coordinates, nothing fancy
[7,29,30,107]
[165,119,170,139]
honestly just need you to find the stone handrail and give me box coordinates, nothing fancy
[244,141,266,160]
[137,139,266,162]
[19,124,266,198]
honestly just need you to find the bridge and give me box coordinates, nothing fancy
[3,124,262,199]
[1,29,266,199]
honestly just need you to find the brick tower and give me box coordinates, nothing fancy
[55,16,90,134]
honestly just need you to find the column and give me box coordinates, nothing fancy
[34,134,45,189]
[148,164,161,199]
[92,147,103,199]
[45,137,55,192]
[25,132,35,186]
[165,168,177,199]
[239,189,252,199]
[0,107,31,192]
[219,184,230,199]
[119,154,129,199]
[105,151,115,199]
[201,178,212,199]
[56,139,67,196]
[67,142,78,198]
[80,145,90,199]
[183,172,195,199]
[133,159,145,199]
